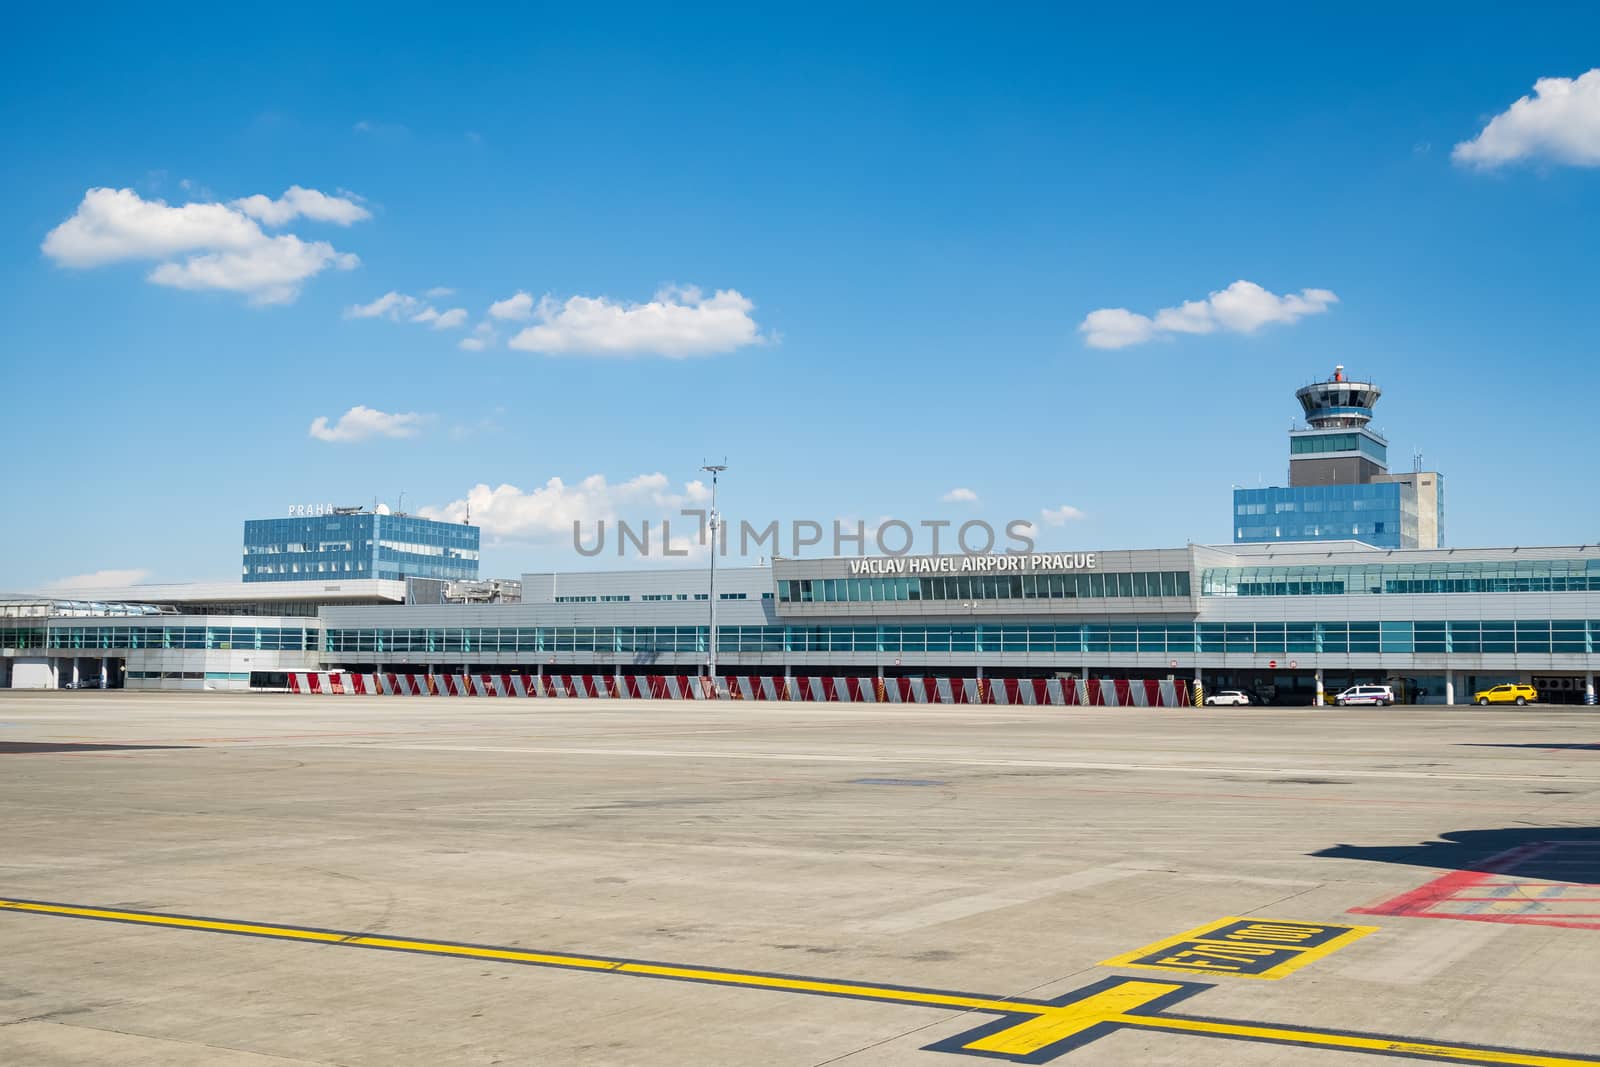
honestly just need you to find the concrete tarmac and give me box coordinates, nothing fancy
[1,691,1597,1065]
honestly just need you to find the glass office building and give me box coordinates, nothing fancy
[1233,483,1412,549]
[242,511,480,583]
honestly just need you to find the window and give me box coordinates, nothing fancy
[1203,558,1600,598]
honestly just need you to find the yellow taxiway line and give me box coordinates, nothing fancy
[3,896,1597,1066]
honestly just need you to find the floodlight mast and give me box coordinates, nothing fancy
[700,461,728,685]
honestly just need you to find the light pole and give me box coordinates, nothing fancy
[701,462,728,684]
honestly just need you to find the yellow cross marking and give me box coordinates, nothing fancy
[957,981,1179,1055]
[3,897,1598,1066]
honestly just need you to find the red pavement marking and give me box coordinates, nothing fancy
[1352,840,1600,930]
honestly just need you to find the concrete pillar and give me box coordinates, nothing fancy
[70,660,80,687]
[1314,669,1324,707]
[1445,670,1455,707]
[1585,672,1595,706]
[876,664,885,680]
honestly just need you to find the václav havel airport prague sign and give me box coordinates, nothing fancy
[848,553,1099,575]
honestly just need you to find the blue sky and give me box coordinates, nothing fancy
[4,6,1599,589]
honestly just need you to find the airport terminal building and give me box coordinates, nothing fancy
[3,371,1596,704]
[4,540,1599,705]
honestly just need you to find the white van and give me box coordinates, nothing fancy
[1334,685,1394,707]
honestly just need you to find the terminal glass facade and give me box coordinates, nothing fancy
[1201,557,1600,597]
[776,571,1190,604]
[0,625,45,649]
[48,625,319,651]
[1233,484,1412,549]
[243,513,479,583]
[322,619,1600,657]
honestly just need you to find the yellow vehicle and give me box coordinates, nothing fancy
[1473,683,1537,706]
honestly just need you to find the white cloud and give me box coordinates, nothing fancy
[488,291,534,321]
[349,292,466,329]
[459,321,497,351]
[410,306,468,329]
[308,405,430,443]
[42,188,260,267]
[424,286,456,298]
[1080,281,1337,349]
[41,187,364,304]
[232,186,370,226]
[507,285,766,357]
[1454,69,1600,168]
[1077,308,1157,350]
[421,473,712,542]
[1041,504,1086,525]
[44,568,152,591]
[149,236,357,305]
[941,487,979,504]
[345,291,421,320]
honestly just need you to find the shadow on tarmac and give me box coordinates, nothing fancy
[0,742,197,754]
[1457,742,1600,751]
[1313,827,1600,883]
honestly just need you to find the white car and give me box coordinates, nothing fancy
[1204,689,1250,706]
[1334,685,1394,707]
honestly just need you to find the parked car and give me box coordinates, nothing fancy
[1474,683,1537,706]
[1335,684,1394,707]
[1204,689,1251,706]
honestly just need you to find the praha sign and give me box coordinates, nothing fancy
[287,504,337,517]
[849,553,1098,576]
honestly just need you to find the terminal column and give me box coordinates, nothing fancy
[1445,670,1455,706]
[1314,669,1323,707]
[1586,672,1596,706]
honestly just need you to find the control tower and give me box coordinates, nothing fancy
[1233,366,1444,549]
[1288,365,1390,487]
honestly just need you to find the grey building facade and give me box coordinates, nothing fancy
[6,543,1599,705]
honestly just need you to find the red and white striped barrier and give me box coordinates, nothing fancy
[285,672,1190,706]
